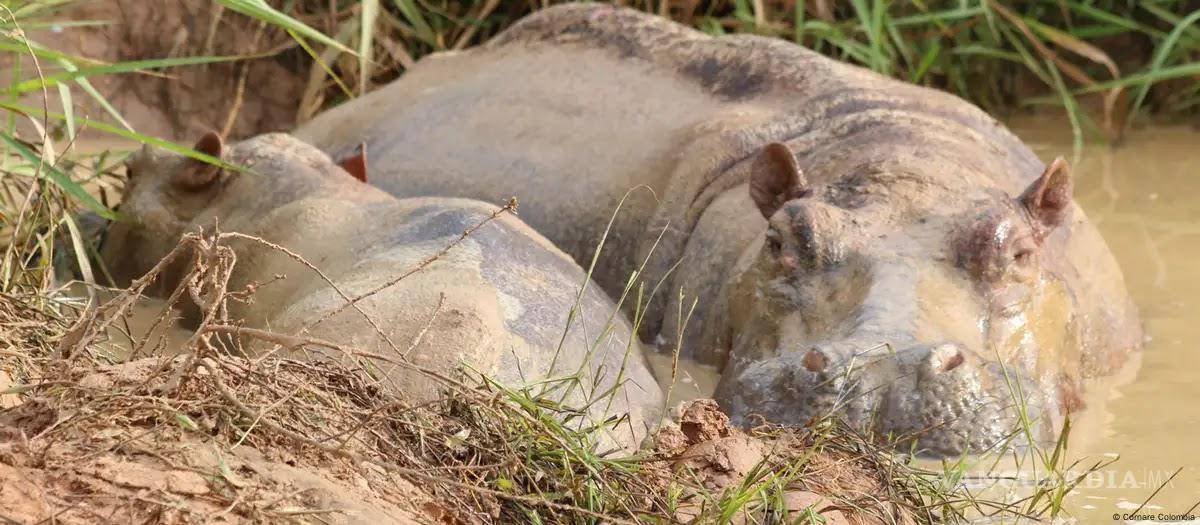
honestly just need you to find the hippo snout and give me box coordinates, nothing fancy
[715,340,1055,456]
[920,342,967,377]
[903,343,1048,454]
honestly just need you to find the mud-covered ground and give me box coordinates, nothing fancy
[0,225,924,523]
[0,350,911,524]
[0,303,916,524]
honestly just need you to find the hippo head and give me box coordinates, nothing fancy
[100,132,370,291]
[716,144,1077,455]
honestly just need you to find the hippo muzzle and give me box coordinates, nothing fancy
[718,337,1052,455]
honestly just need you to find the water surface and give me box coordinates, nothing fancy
[1014,119,1200,521]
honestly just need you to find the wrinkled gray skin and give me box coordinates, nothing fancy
[295,5,1142,455]
[100,133,663,451]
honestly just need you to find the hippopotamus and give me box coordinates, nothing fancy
[99,132,664,450]
[293,5,1141,454]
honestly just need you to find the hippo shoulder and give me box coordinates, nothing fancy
[403,199,637,327]
[390,197,565,255]
[488,5,960,107]
[387,197,661,422]
[487,3,835,101]
[389,197,617,324]
[489,4,1030,161]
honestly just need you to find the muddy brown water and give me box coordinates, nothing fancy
[1014,120,1200,521]
[76,119,1197,521]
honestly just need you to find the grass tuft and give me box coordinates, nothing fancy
[220,0,1200,142]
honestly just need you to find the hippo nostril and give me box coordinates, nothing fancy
[928,343,965,373]
[939,352,964,373]
[801,348,828,373]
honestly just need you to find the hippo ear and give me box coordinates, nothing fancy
[174,132,224,190]
[749,142,810,219]
[1018,156,1072,239]
[336,143,368,183]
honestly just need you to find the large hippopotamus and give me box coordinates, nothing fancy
[99,132,663,450]
[294,5,1142,454]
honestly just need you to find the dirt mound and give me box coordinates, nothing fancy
[0,351,913,524]
[0,361,429,523]
[0,301,919,524]
[40,1,305,140]
[0,227,930,524]
[652,400,917,525]
[0,350,435,523]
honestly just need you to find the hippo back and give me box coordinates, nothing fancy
[295,4,1054,329]
[258,197,664,448]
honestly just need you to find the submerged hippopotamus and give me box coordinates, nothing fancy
[99,132,663,450]
[294,6,1141,454]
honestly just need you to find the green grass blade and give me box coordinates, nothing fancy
[1128,9,1200,123]
[1068,24,1137,40]
[1045,57,1084,159]
[848,0,885,72]
[359,0,380,94]
[6,55,244,94]
[892,6,984,27]
[0,40,101,66]
[804,21,875,64]
[1075,62,1200,94]
[62,213,96,293]
[949,44,1023,62]
[54,77,73,140]
[0,131,113,219]
[71,72,135,132]
[792,0,805,44]
[217,0,354,54]
[996,21,1052,86]
[1064,1,1162,38]
[9,37,136,132]
[5,49,21,159]
[911,41,941,83]
[9,0,72,19]
[392,0,439,48]
[9,20,111,30]
[885,18,915,74]
[289,28,356,102]
[1139,3,1200,43]
[0,101,240,172]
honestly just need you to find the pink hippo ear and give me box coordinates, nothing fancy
[174,131,224,190]
[336,143,368,183]
[1018,156,1073,240]
[749,142,810,219]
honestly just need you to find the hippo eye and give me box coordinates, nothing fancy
[1013,248,1033,266]
[1008,231,1039,268]
[765,228,783,255]
[959,211,1040,283]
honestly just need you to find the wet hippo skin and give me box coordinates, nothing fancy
[295,5,1142,455]
[100,132,664,452]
